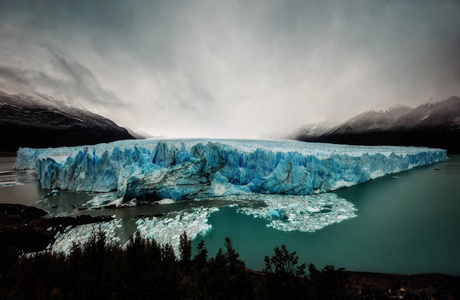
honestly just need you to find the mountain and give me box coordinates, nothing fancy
[0,91,135,152]
[288,121,336,140]
[328,105,413,134]
[293,96,460,153]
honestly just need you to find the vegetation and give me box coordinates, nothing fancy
[0,231,348,300]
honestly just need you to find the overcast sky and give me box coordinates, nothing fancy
[1,0,460,138]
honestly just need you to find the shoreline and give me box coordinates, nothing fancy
[344,271,460,298]
[1,202,459,299]
[0,203,114,255]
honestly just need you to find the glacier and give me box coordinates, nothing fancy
[14,139,447,202]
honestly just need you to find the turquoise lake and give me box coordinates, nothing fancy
[1,155,459,275]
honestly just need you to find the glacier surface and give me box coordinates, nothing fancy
[15,139,446,201]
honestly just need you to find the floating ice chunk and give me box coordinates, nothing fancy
[107,197,124,207]
[79,192,119,209]
[52,219,122,254]
[135,207,218,255]
[306,207,321,213]
[157,198,175,205]
[236,193,357,233]
[268,209,281,218]
[121,198,138,207]
[0,181,25,187]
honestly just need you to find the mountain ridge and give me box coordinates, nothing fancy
[0,91,135,152]
[293,96,460,153]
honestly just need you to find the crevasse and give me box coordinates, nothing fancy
[14,139,447,201]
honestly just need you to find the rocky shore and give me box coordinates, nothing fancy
[0,203,114,268]
[344,271,460,299]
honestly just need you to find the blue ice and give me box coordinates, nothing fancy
[14,138,447,202]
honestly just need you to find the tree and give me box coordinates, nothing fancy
[263,245,306,277]
[179,231,192,262]
[308,264,347,300]
[194,239,207,266]
[223,237,244,271]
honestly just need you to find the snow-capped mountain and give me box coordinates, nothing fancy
[288,121,336,139]
[293,96,460,153]
[0,91,134,151]
[328,105,412,134]
[394,96,460,128]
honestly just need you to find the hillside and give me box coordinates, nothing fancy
[294,96,460,153]
[0,91,134,152]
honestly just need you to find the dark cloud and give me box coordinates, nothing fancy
[0,40,124,108]
[0,66,29,85]
[45,47,124,106]
[1,0,459,137]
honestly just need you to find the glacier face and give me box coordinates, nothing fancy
[14,139,447,201]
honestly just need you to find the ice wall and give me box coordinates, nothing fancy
[14,139,446,201]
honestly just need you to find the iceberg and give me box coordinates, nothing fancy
[233,193,357,232]
[135,207,218,255]
[0,170,25,187]
[14,139,446,202]
[52,219,122,254]
[50,208,216,255]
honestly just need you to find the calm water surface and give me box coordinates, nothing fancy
[1,155,459,275]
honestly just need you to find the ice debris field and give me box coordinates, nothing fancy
[136,207,218,256]
[14,139,447,253]
[52,219,122,254]
[234,193,358,232]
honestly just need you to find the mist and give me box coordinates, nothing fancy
[1,0,459,138]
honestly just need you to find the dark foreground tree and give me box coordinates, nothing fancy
[263,245,306,277]
[1,231,353,300]
[260,245,311,299]
[309,264,347,300]
[179,231,192,262]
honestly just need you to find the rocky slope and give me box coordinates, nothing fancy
[0,91,134,151]
[294,96,460,153]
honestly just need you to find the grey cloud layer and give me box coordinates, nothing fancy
[1,0,459,137]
